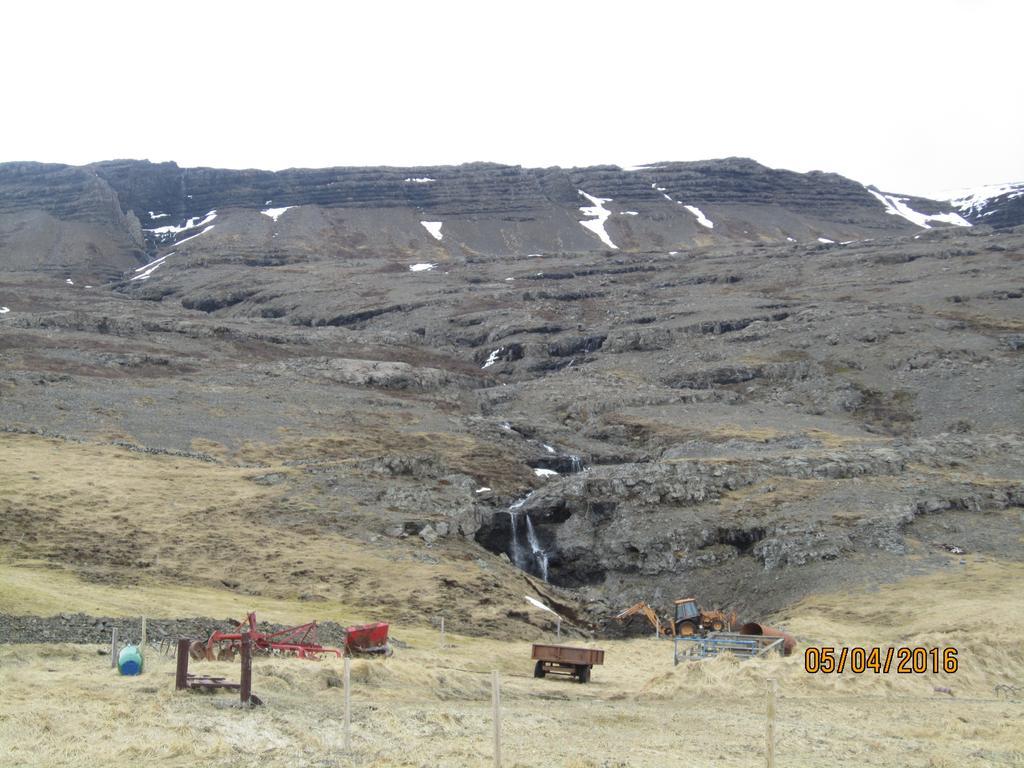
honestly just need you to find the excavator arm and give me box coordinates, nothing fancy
[613,601,669,636]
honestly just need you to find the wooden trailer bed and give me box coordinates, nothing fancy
[531,643,605,683]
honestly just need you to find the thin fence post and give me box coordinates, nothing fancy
[110,627,118,669]
[344,656,352,751]
[440,616,445,649]
[556,618,561,640]
[766,678,777,768]
[492,670,502,768]
[240,632,252,705]
[141,617,147,649]
[175,638,190,690]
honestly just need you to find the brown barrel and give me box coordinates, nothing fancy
[738,622,796,656]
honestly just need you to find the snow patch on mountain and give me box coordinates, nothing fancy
[866,189,970,229]
[684,205,714,229]
[524,595,558,614]
[131,252,175,281]
[482,349,501,369]
[620,163,663,172]
[944,182,1024,218]
[421,221,443,241]
[146,210,217,236]
[174,225,215,246]
[261,206,294,222]
[577,190,618,249]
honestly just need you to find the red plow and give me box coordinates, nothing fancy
[192,612,390,661]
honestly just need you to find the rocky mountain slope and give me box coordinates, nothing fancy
[0,163,144,279]
[1,157,1022,631]
[948,181,1024,230]
[1,158,988,283]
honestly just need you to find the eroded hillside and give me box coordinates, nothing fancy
[2,166,1021,628]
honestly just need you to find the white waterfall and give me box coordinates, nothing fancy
[506,494,531,570]
[507,509,524,569]
[504,493,548,581]
[525,513,548,581]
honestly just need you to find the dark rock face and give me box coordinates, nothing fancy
[86,157,912,225]
[92,159,559,218]
[570,159,882,215]
[0,163,125,223]
[0,163,145,278]
[955,185,1024,229]
[1,156,982,283]
[474,436,1024,613]
[180,290,258,313]
[548,335,606,357]
[977,195,1024,229]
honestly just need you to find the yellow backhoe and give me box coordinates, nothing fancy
[613,597,736,636]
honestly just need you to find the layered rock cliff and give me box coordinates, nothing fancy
[0,157,984,283]
[0,163,144,278]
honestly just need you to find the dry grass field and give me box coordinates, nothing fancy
[2,434,1023,766]
[2,560,1022,767]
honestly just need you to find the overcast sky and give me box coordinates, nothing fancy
[3,0,1020,197]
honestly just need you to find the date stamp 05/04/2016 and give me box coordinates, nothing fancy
[804,646,959,674]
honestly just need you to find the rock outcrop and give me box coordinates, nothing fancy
[0,163,145,278]
[0,157,980,282]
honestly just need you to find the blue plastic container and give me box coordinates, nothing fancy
[118,645,143,675]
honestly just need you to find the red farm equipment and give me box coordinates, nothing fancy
[344,621,392,656]
[191,612,390,661]
[195,612,341,661]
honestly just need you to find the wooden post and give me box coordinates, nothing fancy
[343,656,352,751]
[240,632,252,705]
[556,617,561,640]
[175,638,190,690]
[765,678,777,768]
[492,670,502,768]
[440,616,446,648]
[110,627,118,669]
[141,617,147,649]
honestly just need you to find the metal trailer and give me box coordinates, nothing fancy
[673,632,785,664]
[531,643,605,683]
